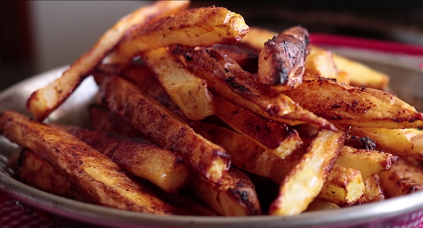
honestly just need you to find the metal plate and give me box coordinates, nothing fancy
[1,48,423,228]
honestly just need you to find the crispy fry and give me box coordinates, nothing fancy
[336,146,398,180]
[174,46,336,130]
[361,175,385,203]
[318,164,365,206]
[350,127,423,157]
[257,26,309,87]
[212,44,258,72]
[108,6,249,64]
[283,77,423,129]
[141,47,215,120]
[190,167,261,216]
[269,129,345,216]
[213,95,302,158]
[26,1,190,120]
[0,110,185,215]
[98,75,230,183]
[54,124,194,193]
[379,158,423,198]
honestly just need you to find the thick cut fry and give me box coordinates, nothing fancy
[190,167,261,216]
[26,1,190,120]
[283,77,423,129]
[18,149,90,202]
[0,111,184,215]
[269,129,345,216]
[379,158,423,198]
[55,124,194,193]
[258,26,309,87]
[99,75,230,183]
[175,46,336,130]
[214,95,302,158]
[318,164,365,206]
[141,47,215,120]
[350,127,423,156]
[331,50,389,90]
[238,27,277,52]
[108,6,249,64]
[336,146,398,180]
[361,175,385,203]
[198,123,305,184]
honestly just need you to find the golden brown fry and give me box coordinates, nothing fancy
[214,95,302,158]
[98,75,230,183]
[283,77,423,129]
[318,164,365,206]
[361,175,385,203]
[141,47,215,120]
[238,27,276,52]
[257,26,309,87]
[350,127,423,157]
[18,149,90,202]
[26,1,190,120]
[108,6,249,64]
[198,123,305,184]
[0,110,184,215]
[269,129,345,216]
[379,158,423,198]
[175,46,336,130]
[336,146,398,180]
[331,50,389,90]
[190,167,261,216]
[55,124,194,193]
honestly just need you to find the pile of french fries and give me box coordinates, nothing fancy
[2,0,423,217]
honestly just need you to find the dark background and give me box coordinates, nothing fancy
[1,1,422,91]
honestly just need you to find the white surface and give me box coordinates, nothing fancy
[29,1,152,73]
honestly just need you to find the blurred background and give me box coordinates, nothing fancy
[1,1,422,91]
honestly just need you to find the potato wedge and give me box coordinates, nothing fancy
[379,158,423,198]
[269,129,345,216]
[108,6,249,64]
[54,124,194,193]
[98,75,230,183]
[336,146,398,180]
[214,95,302,158]
[318,164,365,206]
[0,111,184,215]
[18,149,90,202]
[190,167,261,216]
[141,47,215,120]
[350,127,423,157]
[257,26,309,87]
[174,46,336,130]
[283,77,423,129]
[198,123,305,184]
[331,50,389,90]
[26,1,189,120]
[361,175,385,203]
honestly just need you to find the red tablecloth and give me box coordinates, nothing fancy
[0,193,55,228]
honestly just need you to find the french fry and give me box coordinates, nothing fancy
[331,51,389,90]
[269,129,345,216]
[174,46,337,130]
[54,124,194,193]
[350,127,423,157]
[212,44,259,72]
[18,149,90,202]
[318,164,365,206]
[379,158,423,198]
[190,167,261,216]
[0,110,185,215]
[141,47,215,120]
[283,77,423,129]
[98,75,230,183]
[213,95,302,158]
[26,1,190,120]
[257,26,309,87]
[360,175,385,203]
[107,6,249,64]
[306,198,340,211]
[336,146,398,180]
